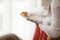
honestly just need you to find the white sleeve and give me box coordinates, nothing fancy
[39,0,60,38]
[51,0,60,38]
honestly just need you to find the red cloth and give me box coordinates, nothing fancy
[33,25,47,40]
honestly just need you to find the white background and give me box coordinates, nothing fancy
[0,0,42,40]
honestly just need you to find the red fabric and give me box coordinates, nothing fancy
[33,25,47,40]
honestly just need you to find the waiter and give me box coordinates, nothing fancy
[40,0,60,40]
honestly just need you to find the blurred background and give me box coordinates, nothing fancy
[0,0,51,40]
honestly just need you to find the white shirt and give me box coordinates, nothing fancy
[27,0,60,38]
[39,0,60,38]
